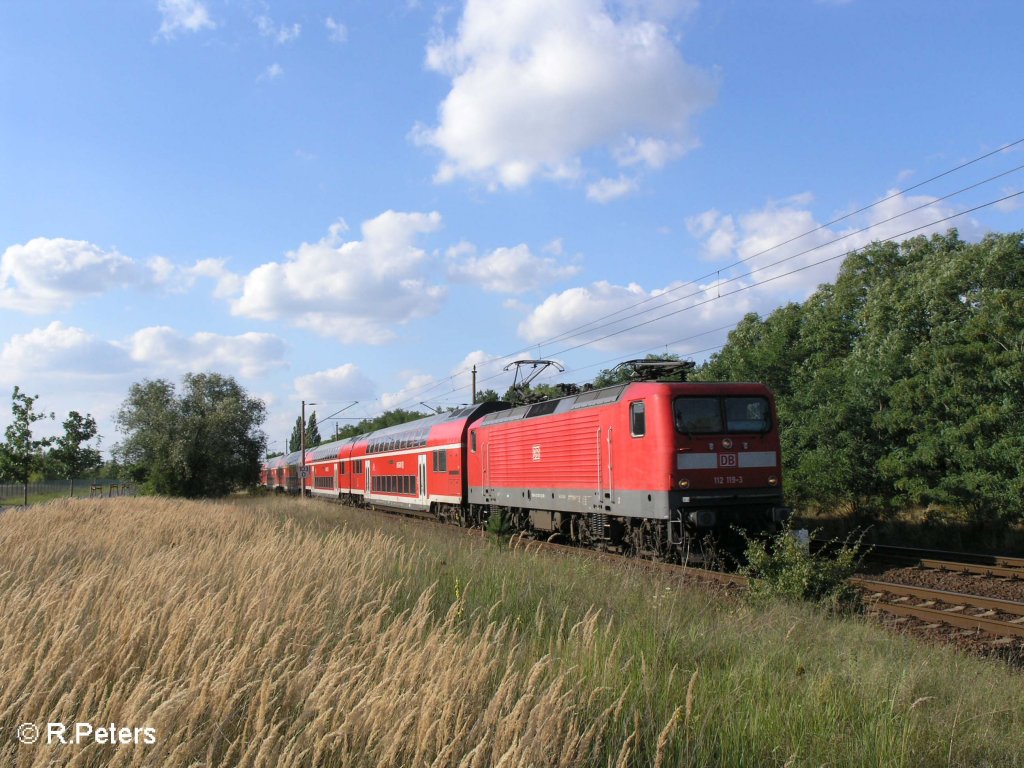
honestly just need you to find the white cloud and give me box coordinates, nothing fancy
[413,0,715,190]
[994,186,1022,213]
[381,372,439,411]
[542,238,564,256]
[326,17,348,43]
[157,0,215,39]
[0,237,144,313]
[451,349,522,397]
[517,279,750,354]
[446,242,581,293]
[256,15,301,44]
[0,322,131,381]
[0,321,283,383]
[259,63,284,81]
[685,188,973,305]
[189,258,244,298]
[231,211,446,344]
[294,364,376,403]
[586,175,638,203]
[0,237,247,311]
[685,209,738,260]
[124,327,287,378]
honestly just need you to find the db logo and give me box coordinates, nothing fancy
[718,453,737,467]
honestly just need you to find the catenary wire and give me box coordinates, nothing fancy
[384,188,1022,411]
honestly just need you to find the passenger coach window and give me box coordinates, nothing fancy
[433,449,448,472]
[630,401,646,437]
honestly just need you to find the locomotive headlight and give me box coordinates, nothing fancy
[768,475,778,486]
[721,438,733,450]
[678,478,690,489]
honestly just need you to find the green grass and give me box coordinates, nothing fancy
[2,495,1020,767]
[260,496,1024,767]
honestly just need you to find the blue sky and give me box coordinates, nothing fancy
[2,0,1022,458]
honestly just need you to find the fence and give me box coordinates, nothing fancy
[0,479,134,505]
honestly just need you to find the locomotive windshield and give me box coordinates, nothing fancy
[674,396,771,434]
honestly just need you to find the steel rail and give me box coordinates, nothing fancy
[861,543,1024,570]
[864,600,1024,639]
[851,578,1024,617]
[873,556,1024,580]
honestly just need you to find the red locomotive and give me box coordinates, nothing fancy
[263,362,788,561]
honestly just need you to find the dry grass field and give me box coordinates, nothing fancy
[1,495,1022,767]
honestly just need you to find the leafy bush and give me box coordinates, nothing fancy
[484,507,513,535]
[740,522,866,608]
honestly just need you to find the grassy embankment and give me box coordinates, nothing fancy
[1,495,1021,767]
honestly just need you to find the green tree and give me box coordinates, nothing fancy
[306,411,322,448]
[287,411,323,451]
[334,409,428,439]
[0,386,54,506]
[475,389,501,403]
[49,411,103,497]
[696,230,1024,525]
[114,373,267,498]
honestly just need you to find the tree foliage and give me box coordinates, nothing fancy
[334,409,428,440]
[49,410,103,496]
[114,373,267,498]
[0,386,54,504]
[289,411,324,451]
[696,230,1024,524]
[306,411,321,448]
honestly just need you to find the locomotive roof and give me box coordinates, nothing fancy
[477,380,772,427]
[480,383,630,426]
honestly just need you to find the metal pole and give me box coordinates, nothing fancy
[472,365,477,404]
[300,400,306,498]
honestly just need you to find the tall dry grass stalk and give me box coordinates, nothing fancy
[2,496,1023,767]
[0,498,638,767]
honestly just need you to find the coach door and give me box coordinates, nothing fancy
[365,462,372,499]
[418,454,428,505]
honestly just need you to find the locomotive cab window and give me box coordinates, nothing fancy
[470,430,477,452]
[630,401,646,437]
[674,396,771,434]
[724,397,770,432]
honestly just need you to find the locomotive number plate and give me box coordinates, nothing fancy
[713,475,744,485]
[532,445,541,462]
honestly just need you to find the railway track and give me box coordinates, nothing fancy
[860,542,1024,579]
[852,577,1024,640]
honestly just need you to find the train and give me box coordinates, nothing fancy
[261,368,789,561]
